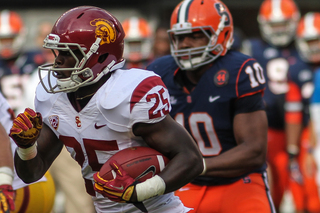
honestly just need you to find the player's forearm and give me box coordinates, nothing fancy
[0,124,14,169]
[310,103,320,146]
[14,149,47,183]
[204,143,266,177]
[285,122,302,157]
[160,150,203,193]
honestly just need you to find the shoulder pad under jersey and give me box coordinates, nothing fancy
[99,68,160,109]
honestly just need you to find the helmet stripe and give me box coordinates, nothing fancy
[177,0,194,23]
[271,0,284,19]
[304,13,316,36]
[0,10,12,34]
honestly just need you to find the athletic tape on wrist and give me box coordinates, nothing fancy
[136,175,166,202]
[0,167,14,185]
[17,142,38,160]
[200,158,207,176]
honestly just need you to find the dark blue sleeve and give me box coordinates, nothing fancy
[236,58,266,98]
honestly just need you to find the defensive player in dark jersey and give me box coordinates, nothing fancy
[292,12,320,213]
[146,0,275,212]
[122,16,154,69]
[0,10,46,113]
[242,1,320,212]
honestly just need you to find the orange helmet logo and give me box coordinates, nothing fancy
[90,18,116,45]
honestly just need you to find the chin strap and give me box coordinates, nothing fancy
[79,37,101,68]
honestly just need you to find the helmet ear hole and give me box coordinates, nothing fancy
[98,53,109,63]
[224,31,229,39]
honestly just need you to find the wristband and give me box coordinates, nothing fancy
[287,144,299,155]
[17,142,38,160]
[135,175,166,202]
[0,167,14,185]
[200,158,207,176]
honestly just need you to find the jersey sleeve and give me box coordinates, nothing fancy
[285,81,303,124]
[0,92,14,133]
[236,58,266,98]
[285,62,313,125]
[99,69,171,132]
[130,75,171,125]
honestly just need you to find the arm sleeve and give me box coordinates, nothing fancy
[234,92,266,115]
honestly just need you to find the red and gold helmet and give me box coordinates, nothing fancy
[38,6,125,93]
[296,12,320,63]
[258,0,300,47]
[122,17,153,62]
[0,10,25,59]
[168,0,234,70]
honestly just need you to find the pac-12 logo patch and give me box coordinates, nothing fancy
[214,70,229,87]
[49,115,59,130]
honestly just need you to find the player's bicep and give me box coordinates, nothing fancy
[233,110,268,151]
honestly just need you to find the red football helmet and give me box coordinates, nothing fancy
[258,0,300,47]
[0,10,26,59]
[38,6,125,93]
[296,12,320,63]
[168,0,234,70]
[122,17,153,62]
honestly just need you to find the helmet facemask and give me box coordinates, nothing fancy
[38,33,117,93]
[296,12,320,63]
[258,17,298,47]
[0,10,26,59]
[168,14,232,71]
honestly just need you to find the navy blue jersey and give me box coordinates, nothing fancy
[0,50,46,111]
[245,38,312,129]
[147,50,267,185]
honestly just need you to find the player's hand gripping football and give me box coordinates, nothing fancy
[0,185,15,213]
[9,108,42,149]
[93,160,138,203]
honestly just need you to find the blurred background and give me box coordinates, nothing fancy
[3,0,320,51]
[1,1,320,213]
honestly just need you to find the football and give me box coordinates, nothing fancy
[99,146,170,182]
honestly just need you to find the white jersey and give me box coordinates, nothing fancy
[0,93,46,190]
[35,68,190,213]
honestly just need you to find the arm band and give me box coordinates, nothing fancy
[17,142,37,161]
[136,175,166,202]
[287,144,299,155]
[0,167,14,185]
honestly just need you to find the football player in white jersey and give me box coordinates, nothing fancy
[0,92,55,213]
[9,6,203,213]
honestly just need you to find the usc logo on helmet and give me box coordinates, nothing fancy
[90,18,116,45]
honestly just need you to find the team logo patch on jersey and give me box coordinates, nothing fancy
[90,18,116,45]
[49,115,59,130]
[75,116,81,128]
[214,70,229,87]
[243,176,251,184]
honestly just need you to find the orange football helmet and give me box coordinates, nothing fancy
[168,0,234,70]
[122,17,153,62]
[258,0,300,47]
[296,12,320,63]
[0,10,25,59]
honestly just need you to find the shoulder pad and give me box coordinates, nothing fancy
[100,68,158,110]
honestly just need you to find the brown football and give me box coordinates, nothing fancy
[99,146,169,182]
